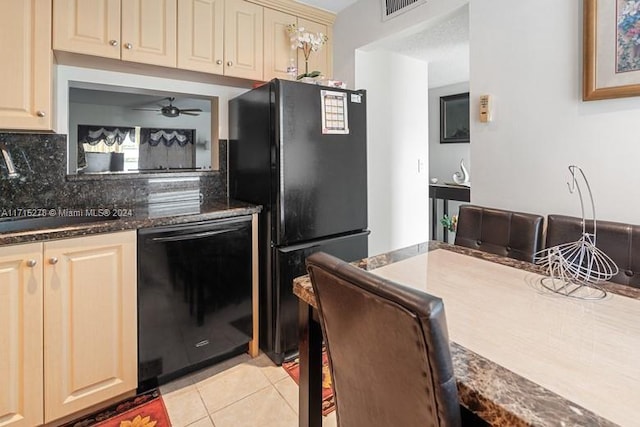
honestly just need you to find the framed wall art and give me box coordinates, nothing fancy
[584,0,640,100]
[440,92,470,143]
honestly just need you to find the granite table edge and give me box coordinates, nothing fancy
[293,241,631,427]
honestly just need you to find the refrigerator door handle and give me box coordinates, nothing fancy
[277,242,321,253]
[277,230,371,253]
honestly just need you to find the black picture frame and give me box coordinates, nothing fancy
[440,92,470,143]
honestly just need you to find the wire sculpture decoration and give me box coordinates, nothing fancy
[534,165,618,300]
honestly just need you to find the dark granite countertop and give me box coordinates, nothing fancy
[65,169,220,181]
[0,199,261,246]
[294,241,639,427]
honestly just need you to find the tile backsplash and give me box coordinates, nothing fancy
[0,133,227,210]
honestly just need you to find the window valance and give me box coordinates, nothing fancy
[140,128,195,147]
[78,125,135,145]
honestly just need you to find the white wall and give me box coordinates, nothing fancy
[469,1,640,223]
[428,82,470,183]
[335,0,466,255]
[356,50,429,255]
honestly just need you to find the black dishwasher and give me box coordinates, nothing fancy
[137,215,253,390]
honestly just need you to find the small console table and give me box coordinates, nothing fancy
[429,184,470,243]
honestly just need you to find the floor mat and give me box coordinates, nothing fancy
[60,388,171,427]
[282,351,335,416]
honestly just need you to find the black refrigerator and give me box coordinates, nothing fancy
[229,79,369,364]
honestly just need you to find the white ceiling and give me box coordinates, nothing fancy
[377,6,469,88]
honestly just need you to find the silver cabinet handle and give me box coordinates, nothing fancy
[216,60,222,65]
[36,111,46,117]
[49,257,58,265]
[26,259,37,267]
[124,43,133,49]
[227,61,233,66]
[109,39,119,46]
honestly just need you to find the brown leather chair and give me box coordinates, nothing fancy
[306,252,473,427]
[454,205,544,263]
[546,215,640,288]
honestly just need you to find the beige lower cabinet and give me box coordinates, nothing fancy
[0,243,44,427]
[0,231,137,426]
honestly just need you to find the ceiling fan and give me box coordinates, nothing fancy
[133,97,202,117]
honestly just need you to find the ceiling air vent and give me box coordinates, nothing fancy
[382,0,426,21]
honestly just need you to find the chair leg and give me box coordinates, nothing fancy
[298,300,324,427]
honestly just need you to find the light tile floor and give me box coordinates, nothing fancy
[160,353,337,427]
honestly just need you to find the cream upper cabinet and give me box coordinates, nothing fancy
[0,0,52,131]
[121,0,177,67]
[224,0,263,80]
[177,0,225,74]
[0,243,43,427]
[52,0,121,59]
[43,231,137,422]
[263,8,296,81]
[296,18,332,79]
[53,0,177,68]
[53,0,333,82]
[0,232,137,425]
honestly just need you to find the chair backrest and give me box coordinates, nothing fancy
[454,205,544,263]
[546,214,640,288]
[305,252,461,427]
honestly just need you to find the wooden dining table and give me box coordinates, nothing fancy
[293,241,640,427]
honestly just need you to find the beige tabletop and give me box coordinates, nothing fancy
[370,248,640,427]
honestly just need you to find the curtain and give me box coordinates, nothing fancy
[140,128,194,147]
[77,125,135,146]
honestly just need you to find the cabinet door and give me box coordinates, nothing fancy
[52,0,121,59]
[43,232,137,423]
[0,243,43,427]
[177,0,224,74]
[263,9,296,81]
[0,0,51,131]
[121,0,177,68]
[296,18,332,79]
[224,0,263,80]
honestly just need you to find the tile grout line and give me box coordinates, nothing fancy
[195,391,216,427]
[272,376,299,416]
[201,383,273,416]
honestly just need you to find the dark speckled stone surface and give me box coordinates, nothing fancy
[0,133,260,242]
[0,133,228,209]
[0,133,69,206]
[0,200,260,245]
[293,241,634,427]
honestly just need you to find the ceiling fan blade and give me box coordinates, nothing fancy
[180,108,203,112]
[132,108,160,111]
[180,111,201,116]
